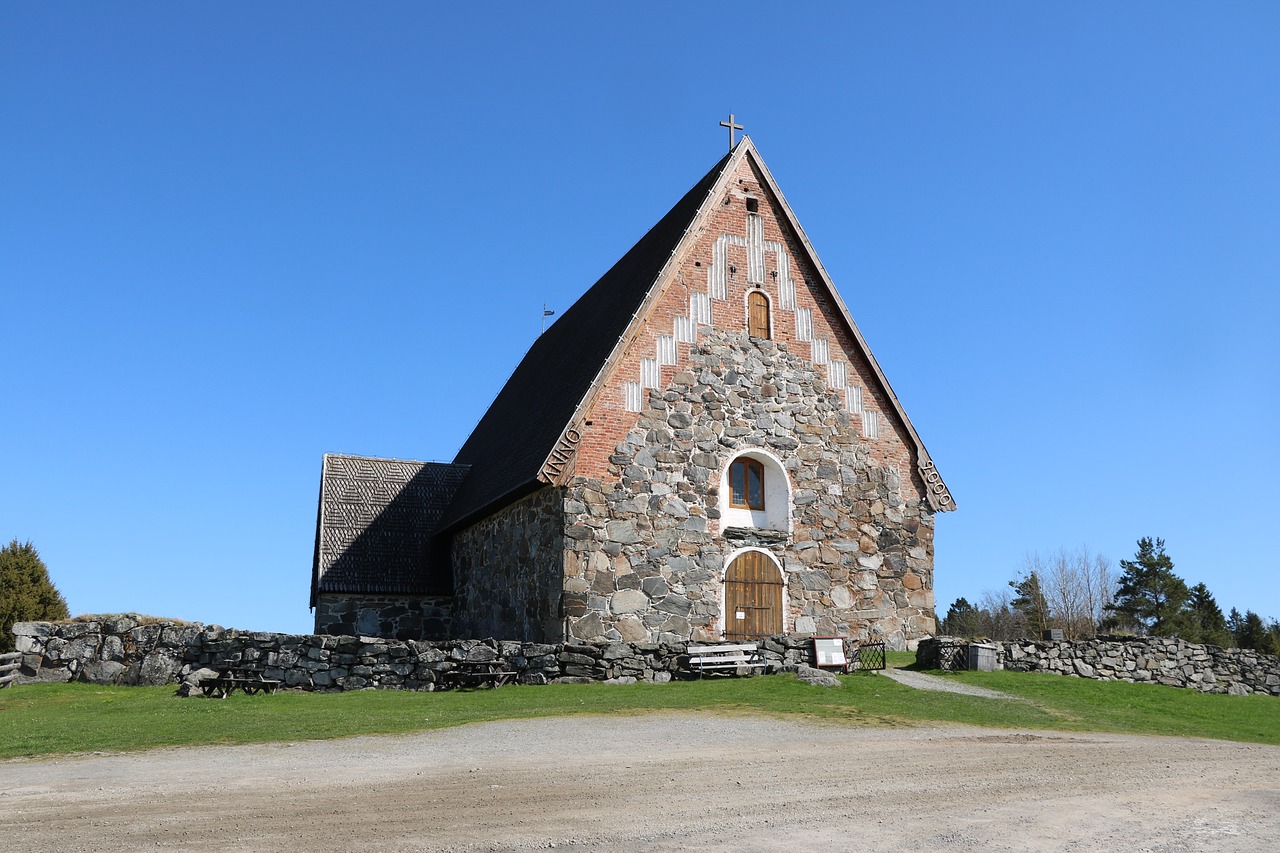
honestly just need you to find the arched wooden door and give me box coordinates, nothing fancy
[724,551,783,640]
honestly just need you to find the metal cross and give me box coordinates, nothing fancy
[720,113,744,150]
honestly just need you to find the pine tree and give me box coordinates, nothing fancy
[942,597,978,637]
[0,539,70,654]
[1234,610,1270,652]
[1010,571,1050,637]
[1186,582,1231,647]
[1227,607,1245,641]
[1106,537,1190,637]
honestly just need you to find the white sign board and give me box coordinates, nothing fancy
[814,638,847,668]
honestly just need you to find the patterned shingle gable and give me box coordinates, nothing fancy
[310,454,469,605]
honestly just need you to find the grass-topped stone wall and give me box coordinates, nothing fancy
[919,635,1280,697]
[9,618,820,690]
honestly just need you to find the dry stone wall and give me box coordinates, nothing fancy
[10,619,822,690]
[312,594,452,641]
[918,635,1280,696]
[564,328,936,648]
[452,486,565,643]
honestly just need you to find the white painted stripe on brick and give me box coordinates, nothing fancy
[747,214,765,283]
[657,335,676,366]
[812,338,829,365]
[641,357,659,389]
[829,360,847,389]
[774,249,794,309]
[625,382,643,412]
[691,292,711,326]
[710,235,728,300]
[796,307,813,341]
[727,234,747,247]
[864,410,880,440]
[674,316,695,343]
[848,385,864,414]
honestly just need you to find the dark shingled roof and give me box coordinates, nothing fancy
[311,454,470,605]
[438,149,734,530]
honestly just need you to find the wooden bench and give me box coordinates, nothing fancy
[440,661,519,689]
[0,651,21,688]
[199,665,281,699]
[683,643,766,677]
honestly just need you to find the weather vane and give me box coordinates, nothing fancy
[720,113,743,151]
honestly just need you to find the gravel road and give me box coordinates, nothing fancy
[3,713,1277,852]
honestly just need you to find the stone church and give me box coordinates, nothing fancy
[310,137,955,649]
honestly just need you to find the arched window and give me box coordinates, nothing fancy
[729,457,765,510]
[718,449,791,535]
[747,290,770,339]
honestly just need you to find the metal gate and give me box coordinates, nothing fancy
[851,642,887,672]
[724,551,783,640]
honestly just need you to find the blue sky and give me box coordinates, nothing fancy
[3,4,1277,634]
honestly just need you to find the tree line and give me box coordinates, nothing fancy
[941,537,1280,654]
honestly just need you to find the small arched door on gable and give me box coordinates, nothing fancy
[724,550,783,640]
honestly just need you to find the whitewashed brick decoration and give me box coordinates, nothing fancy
[828,360,847,389]
[796,307,813,341]
[640,357,659,389]
[864,410,880,439]
[747,214,765,283]
[691,292,711,325]
[674,315,695,343]
[657,335,676,366]
[848,385,864,414]
[811,338,829,366]
[773,247,795,309]
[625,381,643,412]
[709,235,729,299]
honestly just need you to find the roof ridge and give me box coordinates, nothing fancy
[437,148,736,530]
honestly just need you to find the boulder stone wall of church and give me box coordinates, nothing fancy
[919,635,1280,696]
[312,594,453,641]
[11,619,838,689]
[565,329,936,649]
[451,486,566,643]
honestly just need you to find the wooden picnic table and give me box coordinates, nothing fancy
[199,665,281,699]
[440,660,518,689]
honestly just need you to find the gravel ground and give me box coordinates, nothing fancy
[881,668,1017,699]
[3,712,1278,852]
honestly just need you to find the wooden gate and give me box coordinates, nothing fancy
[724,551,783,640]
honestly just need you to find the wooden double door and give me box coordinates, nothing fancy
[724,550,783,640]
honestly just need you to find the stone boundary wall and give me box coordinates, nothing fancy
[10,618,821,691]
[918,635,1280,697]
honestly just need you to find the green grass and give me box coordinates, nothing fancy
[2,661,1276,758]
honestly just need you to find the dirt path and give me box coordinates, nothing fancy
[881,667,1018,699]
[3,714,1277,852]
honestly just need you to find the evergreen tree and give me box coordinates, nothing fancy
[1234,610,1271,652]
[1186,582,1231,647]
[1106,537,1190,636]
[941,597,978,637]
[1010,571,1050,637]
[1227,607,1245,641]
[0,539,70,654]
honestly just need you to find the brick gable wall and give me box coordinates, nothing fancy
[575,158,923,501]
[552,157,936,648]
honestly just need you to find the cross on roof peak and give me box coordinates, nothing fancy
[719,113,744,151]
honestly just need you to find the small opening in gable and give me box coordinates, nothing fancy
[746,197,760,213]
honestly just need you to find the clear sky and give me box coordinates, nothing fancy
[3,4,1277,635]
